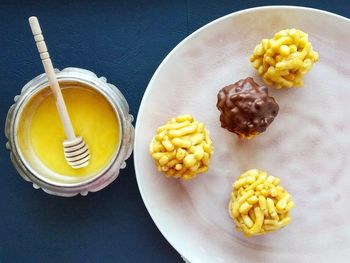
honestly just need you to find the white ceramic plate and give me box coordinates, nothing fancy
[134,6,350,263]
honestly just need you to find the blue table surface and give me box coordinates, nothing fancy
[0,1,349,262]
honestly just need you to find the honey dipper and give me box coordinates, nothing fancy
[28,16,90,169]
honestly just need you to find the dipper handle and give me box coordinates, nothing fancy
[29,16,76,141]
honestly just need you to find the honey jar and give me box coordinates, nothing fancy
[5,67,134,196]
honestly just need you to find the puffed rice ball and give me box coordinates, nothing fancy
[229,169,294,237]
[149,115,213,180]
[250,28,319,89]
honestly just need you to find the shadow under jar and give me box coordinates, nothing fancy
[5,68,134,197]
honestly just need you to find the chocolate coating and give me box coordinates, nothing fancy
[216,77,279,138]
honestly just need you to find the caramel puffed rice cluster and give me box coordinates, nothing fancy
[229,169,294,237]
[250,28,319,89]
[150,115,213,180]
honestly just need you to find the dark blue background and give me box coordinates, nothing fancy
[0,1,349,262]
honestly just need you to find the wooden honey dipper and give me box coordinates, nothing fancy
[28,16,90,169]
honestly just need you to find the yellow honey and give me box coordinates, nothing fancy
[17,85,120,176]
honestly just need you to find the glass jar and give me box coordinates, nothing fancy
[5,67,134,197]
